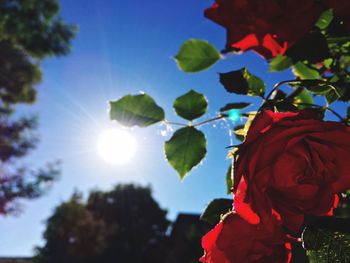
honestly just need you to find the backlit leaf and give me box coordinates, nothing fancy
[175,39,221,73]
[293,89,314,109]
[269,55,293,72]
[316,9,333,30]
[292,62,321,80]
[164,127,206,179]
[109,94,164,127]
[173,90,208,120]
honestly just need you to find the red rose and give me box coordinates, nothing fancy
[204,0,323,58]
[200,213,291,263]
[233,110,350,232]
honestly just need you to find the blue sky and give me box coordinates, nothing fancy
[0,0,346,256]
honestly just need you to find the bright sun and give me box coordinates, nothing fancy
[96,129,137,165]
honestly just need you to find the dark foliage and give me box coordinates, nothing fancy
[34,184,209,263]
[34,185,170,263]
[0,0,76,214]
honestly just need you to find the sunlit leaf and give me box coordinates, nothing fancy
[323,58,333,69]
[200,198,232,225]
[246,72,265,96]
[173,90,208,120]
[269,55,292,72]
[293,89,314,109]
[316,9,333,30]
[292,62,321,80]
[232,112,256,141]
[109,94,165,127]
[164,127,206,179]
[175,39,221,73]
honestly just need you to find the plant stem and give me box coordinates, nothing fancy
[164,120,187,127]
[193,114,228,127]
[294,102,347,123]
[266,79,332,100]
[266,80,301,99]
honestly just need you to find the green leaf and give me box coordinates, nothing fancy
[292,62,321,80]
[175,39,221,73]
[200,198,232,225]
[269,55,293,72]
[173,90,208,120]
[220,102,251,112]
[164,127,206,179]
[293,89,314,109]
[302,217,350,263]
[323,58,333,69]
[305,84,332,95]
[246,71,266,96]
[226,165,233,195]
[316,9,333,30]
[219,68,265,96]
[109,94,165,127]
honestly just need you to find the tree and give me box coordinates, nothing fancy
[0,0,76,214]
[34,184,170,263]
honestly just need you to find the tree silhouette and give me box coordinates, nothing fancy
[0,0,76,214]
[34,184,170,263]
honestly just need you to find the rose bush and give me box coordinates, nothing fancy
[200,213,291,263]
[204,0,323,58]
[233,110,350,232]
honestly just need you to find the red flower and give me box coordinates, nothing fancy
[200,213,291,263]
[204,0,323,58]
[233,110,350,232]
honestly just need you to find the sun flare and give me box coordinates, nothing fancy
[96,129,137,165]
